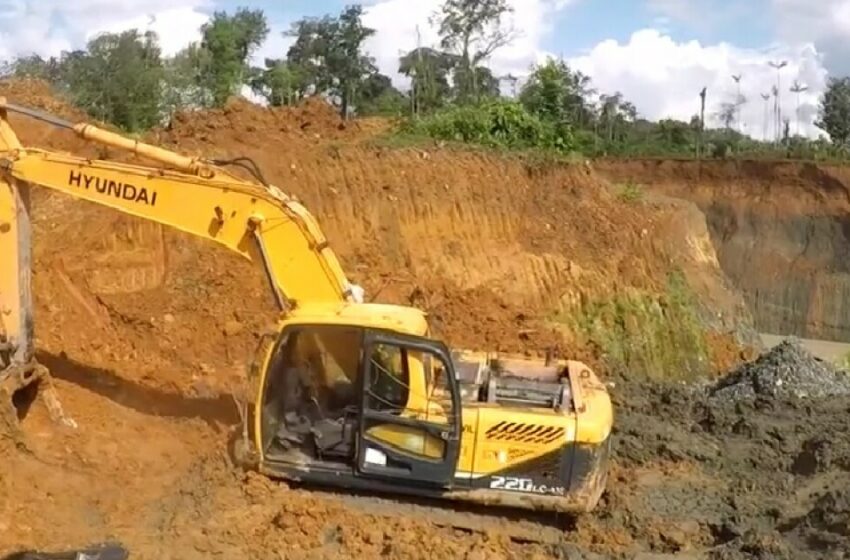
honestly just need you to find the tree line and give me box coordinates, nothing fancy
[3,0,850,160]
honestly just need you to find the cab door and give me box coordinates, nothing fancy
[356,331,461,487]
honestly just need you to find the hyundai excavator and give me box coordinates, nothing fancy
[0,99,612,515]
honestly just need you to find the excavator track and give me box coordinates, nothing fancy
[315,487,576,546]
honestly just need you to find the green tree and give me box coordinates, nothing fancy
[433,0,515,102]
[399,47,457,114]
[250,58,305,106]
[520,59,569,124]
[521,59,597,132]
[598,92,636,144]
[816,77,850,145]
[332,5,377,118]
[286,15,335,96]
[356,73,407,116]
[4,54,63,83]
[62,30,165,131]
[163,44,213,111]
[473,66,500,98]
[654,119,693,151]
[286,5,377,118]
[717,102,737,131]
[198,8,269,106]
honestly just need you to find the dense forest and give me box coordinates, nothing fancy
[3,0,850,161]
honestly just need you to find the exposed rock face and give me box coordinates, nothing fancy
[597,159,850,342]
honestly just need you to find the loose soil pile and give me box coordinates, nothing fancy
[710,339,850,402]
[2,81,847,559]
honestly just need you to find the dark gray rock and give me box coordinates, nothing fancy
[709,339,850,402]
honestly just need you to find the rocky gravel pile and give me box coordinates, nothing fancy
[709,339,850,402]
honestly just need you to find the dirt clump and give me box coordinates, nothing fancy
[155,96,383,155]
[709,339,850,402]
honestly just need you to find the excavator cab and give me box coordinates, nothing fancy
[255,310,464,491]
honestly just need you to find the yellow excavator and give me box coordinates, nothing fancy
[0,100,612,514]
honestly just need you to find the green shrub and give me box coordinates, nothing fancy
[617,181,643,203]
[554,270,711,380]
[406,100,573,151]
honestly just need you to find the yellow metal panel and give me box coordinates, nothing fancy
[283,302,429,336]
[0,177,31,366]
[465,407,574,476]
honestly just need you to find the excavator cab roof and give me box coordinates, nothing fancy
[284,301,430,337]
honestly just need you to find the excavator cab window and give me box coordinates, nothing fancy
[357,331,462,487]
[366,344,411,414]
[260,325,462,487]
[262,325,363,465]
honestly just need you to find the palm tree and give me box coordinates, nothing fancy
[732,74,743,132]
[760,92,771,141]
[771,85,780,143]
[790,80,808,136]
[769,60,788,141]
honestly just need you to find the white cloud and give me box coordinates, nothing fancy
[647,0,764,36]
[570,29,829,139]
[361,0,575,88]
[250,23,294,66]
[773,0,850,75]
[0,0,210,59]
[646,0,702,27]
[87,6,210,56]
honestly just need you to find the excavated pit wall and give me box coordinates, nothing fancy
[597,158,850,343]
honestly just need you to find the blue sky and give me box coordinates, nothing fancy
[205,0,777,58]
[0,0,845,138]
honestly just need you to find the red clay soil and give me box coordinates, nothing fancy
[0,81,766,559]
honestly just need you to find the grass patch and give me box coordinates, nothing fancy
[365,127,588,173]
[366,130,437,150]
[554,270,711,380]
[616,181,644,203]
[835,350,850,372]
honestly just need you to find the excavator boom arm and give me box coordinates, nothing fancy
[0,100,357,378]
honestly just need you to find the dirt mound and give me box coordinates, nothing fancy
[786,489,850,550]
[157,96,382,155]
[709,339,850,402]
[0,78,82,117]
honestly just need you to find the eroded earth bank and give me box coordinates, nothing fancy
[2,79,849,559]
[599,158,850,344]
